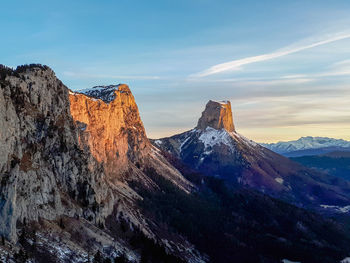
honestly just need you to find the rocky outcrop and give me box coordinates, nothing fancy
[69,85,192,192]
[0,65,202,262]
[154,100,350,210]
[69,85,150,178]
[0,65,107,241]
[2,65,350,262]
[197,100,235,132]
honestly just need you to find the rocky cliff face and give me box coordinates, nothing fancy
[153,100,350,210]
[69,85,192,191]
[0,65,103,241]
[0,65,201,263]
[197,100,235,132]
[69,85,150,179]
[2,65,350,263]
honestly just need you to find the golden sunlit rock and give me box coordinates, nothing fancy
[69,84,150,178]
[197,100,235,132]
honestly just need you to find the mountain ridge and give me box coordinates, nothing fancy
[261,136,350,157]
[153,100,350,210]
[0,64,204,262]
[2,64,350,262]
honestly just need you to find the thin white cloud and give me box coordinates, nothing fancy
[214,77,314,86]
[281,59,350,79]
[193,32,350,77]
[187,75,315,85]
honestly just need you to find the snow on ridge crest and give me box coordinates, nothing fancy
[261,136,350,154]
[212,100,230,105]
[75,84,124,103]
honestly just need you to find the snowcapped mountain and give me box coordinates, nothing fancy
[153,100,350,209]
[261,137,350,157]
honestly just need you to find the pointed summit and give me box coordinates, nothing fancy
[197,100,235,132]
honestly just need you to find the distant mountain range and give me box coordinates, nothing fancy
[261,137,350,157]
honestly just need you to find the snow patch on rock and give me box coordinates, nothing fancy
[154,140,162,145]
[282,259,301,263]
[275,177,284,184]
[76,85,122,103]
[180,136,192,152]
[320,204,350,213]
[232,132,258,147]
[199,127,234,151]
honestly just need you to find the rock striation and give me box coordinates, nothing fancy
[69,85,192,191]
[69,85,150,178]
[0,65,106,241]
[0,65,202,262]
[1,65,350,262]
[197,100,235,132]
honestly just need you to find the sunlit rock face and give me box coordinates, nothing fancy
[69,85,150,178]
[68,85,192,193]
[197,100,235,132]
[0,65,108,241]
[0,66,202,262]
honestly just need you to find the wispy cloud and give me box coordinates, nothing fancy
[191,77,314,86]
[193,32,350,77]
[281,59,350,79]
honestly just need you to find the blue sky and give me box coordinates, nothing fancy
[2,0,350,142]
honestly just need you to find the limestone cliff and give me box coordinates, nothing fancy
[69,85,192,191]
[197,100,235,132]
[69,85,150,178]
[0,65,202,263]
[0,65,104,241]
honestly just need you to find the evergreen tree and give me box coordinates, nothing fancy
[59,218,65,229]
[93,251,103,263]
[18,229,26,246]
[114,253,128,263]
[14,249,28,263]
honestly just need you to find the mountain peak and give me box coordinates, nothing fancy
[69,83,149,174]
[197,100,235,132]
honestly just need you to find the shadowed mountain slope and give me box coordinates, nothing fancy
[153,100,350,210]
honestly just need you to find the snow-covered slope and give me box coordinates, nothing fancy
[76,85,122,103]
[261,137,350,157]
[153,100,350,210]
